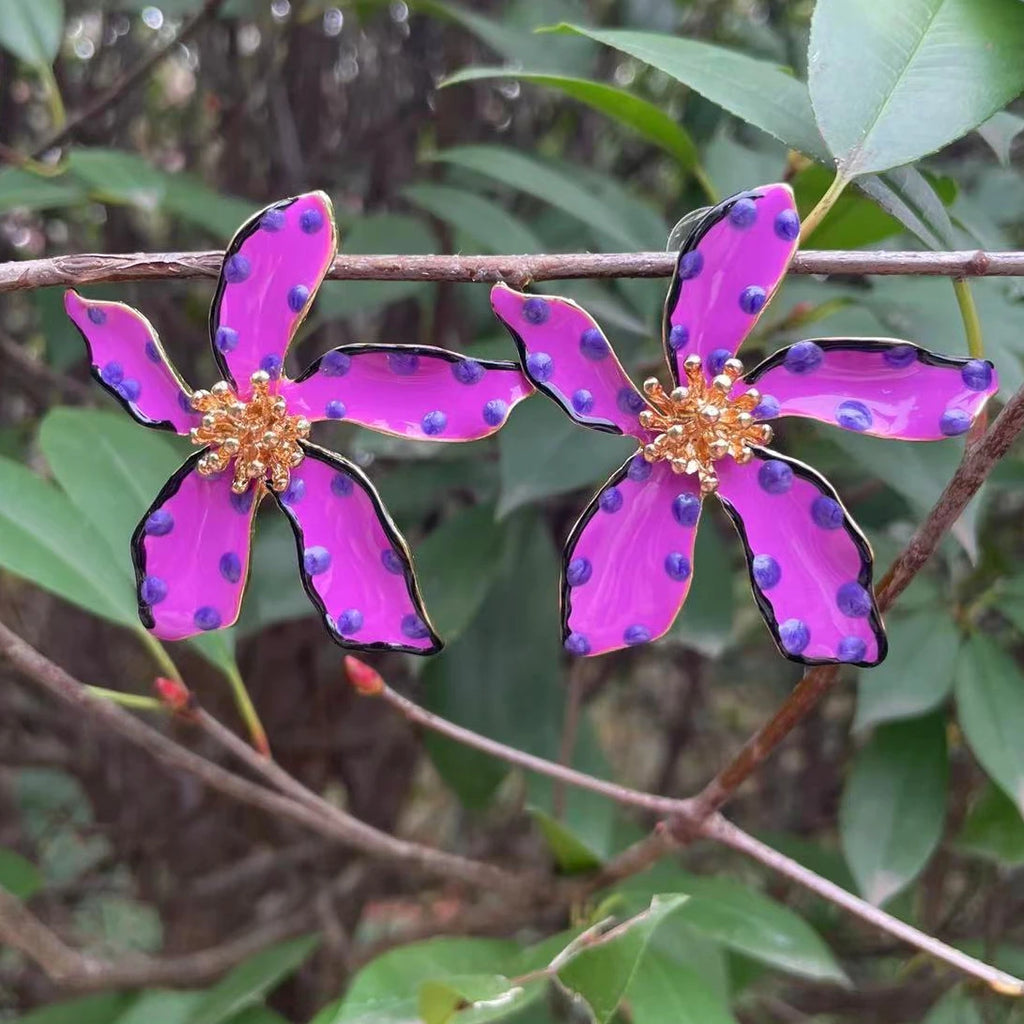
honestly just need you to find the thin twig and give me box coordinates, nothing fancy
[0,248,1018,295]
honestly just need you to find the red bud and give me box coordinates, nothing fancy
[154,676,195,714]
[344,655,384,696]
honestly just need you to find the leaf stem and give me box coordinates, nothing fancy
[85,685,164,712]
[799,171,848,243]
[953,277,985,359]
[136,629,184,684]
[223,661,271,757]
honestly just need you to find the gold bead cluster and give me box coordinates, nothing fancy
[189,370,311,495]
[639,354,772,494]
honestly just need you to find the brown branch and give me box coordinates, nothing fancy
[24,0,226,161]
[0,248,1021,295]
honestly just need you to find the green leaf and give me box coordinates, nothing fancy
[68,149,167,208]
[553,25,827,160]
[977,111,1024,167]
[808,0,1024,178]
[237,514,312,635]
[854,611,961,731]
[956,635,1024,817]
[428,145,649,249]
[113,991,204,1024]
[557,895,688,1024]
[957,783,1024,867]
[923,987,984,1024]
[0,168,86,214]
[188,935,320,1024]
[670,512,735,658]
[626,952,738,1024]
[0,848,43,899]
[402,183,544,254]
[858,167,958,250]
[530,807,604,873]
[0,454,138,628]
[441,69,701,172]
[840,714,947,905]
[13,994,135,1024]
[0,0,64,66]
[418,974,532,1024]
[497,400,634,517]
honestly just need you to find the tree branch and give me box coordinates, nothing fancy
[0,248,1021,295]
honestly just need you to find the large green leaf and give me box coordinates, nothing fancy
[840,714,947,905]
[188,935,320,1024]
[417,974,538,1024]
[0,848,43,899]
[552,25,827,160]
[441,69,701,172]
[957,783,1024,867]
[112,991,204,1024]
[977,111,1024,167]
[556,895,688,1024]
[808,0,1024,179]
[0,168,85,214]
[854,611,961,731]
[625,953,738,1024]
[956,635,1024,816]
[13,994,135,1024]
[0,0,64,65]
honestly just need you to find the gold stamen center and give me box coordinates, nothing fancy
[189,370,310,494]
[639,354,772,494]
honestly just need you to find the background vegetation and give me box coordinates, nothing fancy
[3,0,1024,1021]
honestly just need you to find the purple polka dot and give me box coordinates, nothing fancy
[288,285,310,313]
[526,352,554,383]
[708,349,731,376]
[668,324,689,351]
[402,614,431,640]
[320,350,350,376]
[962,360,993,392]
[145,509,174,536]
[421,410,448,436]
[194,606,222,631]
[304,546,332,576]
[219,552,242,583]
[664,552,691,581]
[754,394,780,420]
[282,478,305,506]
[572,389,594,415]
[599,487,623,514]
[325,400,347,420]
[752,554,781,590]
[729,197,758,228]
[580,328,610,361]
[566,557,592,587]
[672,493,700,527]
[337,608,363,634]
[224,254,251,284]
[883,345,917,368]
[331,473,353,497]
[452,359,485,385]
[739,286,767,315]
[624,624,651,646]
[784,341,823,375]
[260,354,282,379]
[483,399,508,426]
[838,636,868,663]
[145,340,161,363]
[617,387,646,415]
[627,455,652,482]
[230,489,255,514]
[117,378,141,402]
[522,297,550,325]
[140,575,167,604]
[381,549,404,575]
[836,400,873,432]
[837,581,872,618]
[940,409,971,436]
[300,207,324,234]
[261,208,286,231]
[101,361,124,385]
[215,326,239,353]
[779,618,810,655]
[774,209,800,241]
[564,632,590,655]
[87,306,107,325]
[811,496,843,529]
[679,250,703,279]
[388,352,420,375]
[758,460,793,494]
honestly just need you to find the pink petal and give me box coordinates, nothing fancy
[211,192,336,393]
[662,184,799,383]
[279,344,534,441]
[743,340,998,440]
[716,449,886,667]
[271,442,441,654]
[65,291,196,433]
[132,453,261,641]
[490,283,647,438]
[562,454,702,656]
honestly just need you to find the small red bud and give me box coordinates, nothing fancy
[344,655,384,696]
[791,301,813,318]
[154,676,195,714]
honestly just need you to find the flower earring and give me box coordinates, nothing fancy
[68,191,533,654]
[491,183,997,667]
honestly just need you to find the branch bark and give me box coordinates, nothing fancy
[0,248,1020,294]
